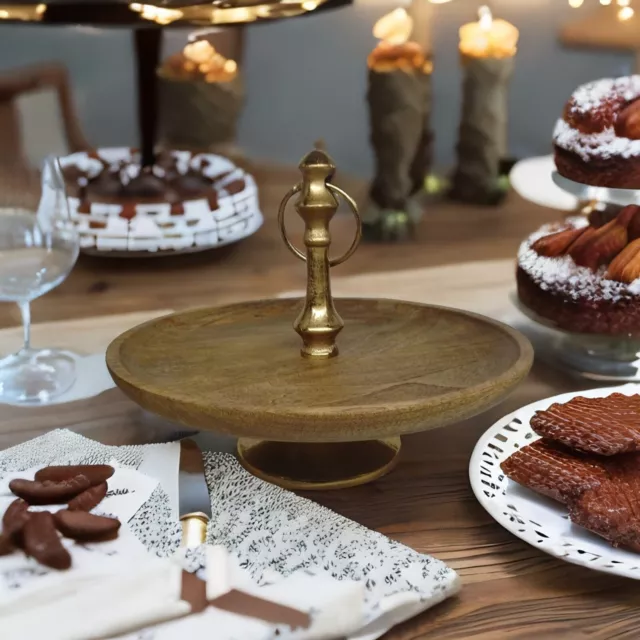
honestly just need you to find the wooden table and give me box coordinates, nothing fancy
[1,165,631,638]
[0,162,560,329]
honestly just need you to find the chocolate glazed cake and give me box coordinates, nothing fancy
[517,205,640,335]
[553,75,640,189]
[59,147,261,253]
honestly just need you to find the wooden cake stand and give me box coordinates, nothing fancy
[107,149,533,490]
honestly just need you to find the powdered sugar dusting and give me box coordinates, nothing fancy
[555,76,640,159]
[571,76,640,113]
[553,119,640,160]
[518,218,640,302]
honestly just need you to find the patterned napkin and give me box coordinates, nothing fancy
[0,430,460,639]
[201,454,460,639]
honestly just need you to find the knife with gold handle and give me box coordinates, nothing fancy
[179,439,212,547]
[178,439,310,629]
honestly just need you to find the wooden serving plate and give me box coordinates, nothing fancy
[107,297,533,489]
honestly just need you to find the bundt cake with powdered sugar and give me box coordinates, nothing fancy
[554,75,640,189]
[517,205,640,335]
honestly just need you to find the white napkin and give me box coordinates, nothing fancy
[3,544,366,640]
[0,430,182,555]
[0,431,460,639]
[137,545,366,640]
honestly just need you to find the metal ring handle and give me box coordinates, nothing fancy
[278,184,305,262]
[327,184,362,267]
[277,183,362,267]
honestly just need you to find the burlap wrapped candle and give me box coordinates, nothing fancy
[451,6,519,205]
[365,8,433,241]
[158,40,244,153]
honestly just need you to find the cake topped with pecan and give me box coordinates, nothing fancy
[554,75,640,189]
[517,205,640,335]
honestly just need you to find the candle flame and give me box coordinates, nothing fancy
[372,8,413,45]
[478,5,492,31]
[184,40,215,64]
[165,37,239,82]
[459,7,519,59]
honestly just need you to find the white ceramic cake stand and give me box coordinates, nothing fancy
[510,156,579,211]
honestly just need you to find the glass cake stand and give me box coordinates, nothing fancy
[512,295,640,382]
[106,149,533,490]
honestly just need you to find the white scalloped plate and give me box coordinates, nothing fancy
[470,383,640,580]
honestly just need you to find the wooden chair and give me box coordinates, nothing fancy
[0,63,90,178]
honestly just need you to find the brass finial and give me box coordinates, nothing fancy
[278,149,361,358]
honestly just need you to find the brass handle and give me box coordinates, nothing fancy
[278,183,362,267]
[180,512,209,547]
[279,149,362,359]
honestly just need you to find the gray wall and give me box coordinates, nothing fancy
[0,0,633,178]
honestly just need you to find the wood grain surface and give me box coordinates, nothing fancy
[0,163,630,638]
[0,302,636,638]
[106,298,532,441]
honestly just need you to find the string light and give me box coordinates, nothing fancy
[129,3,183,24]
[570,0,636,15]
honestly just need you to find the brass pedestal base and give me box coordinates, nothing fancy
[237,437,402,490]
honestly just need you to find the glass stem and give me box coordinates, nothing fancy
[18,301,31,353]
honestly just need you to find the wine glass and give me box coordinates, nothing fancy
[0,157,80,405]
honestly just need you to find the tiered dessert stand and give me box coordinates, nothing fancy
[5,0,350,260]
[515,171,640,382]
[107,149,533,490]
[1,0,350,171]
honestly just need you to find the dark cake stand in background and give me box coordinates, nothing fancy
[1,0,351,200]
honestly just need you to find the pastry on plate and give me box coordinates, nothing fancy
[501,393,640,552]
[500,439,607,504]
[530,392,640,455]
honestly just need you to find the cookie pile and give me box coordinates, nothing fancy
[501,394,640,551]
[0,464,121,570]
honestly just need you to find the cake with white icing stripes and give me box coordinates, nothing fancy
[59,148,262,254]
